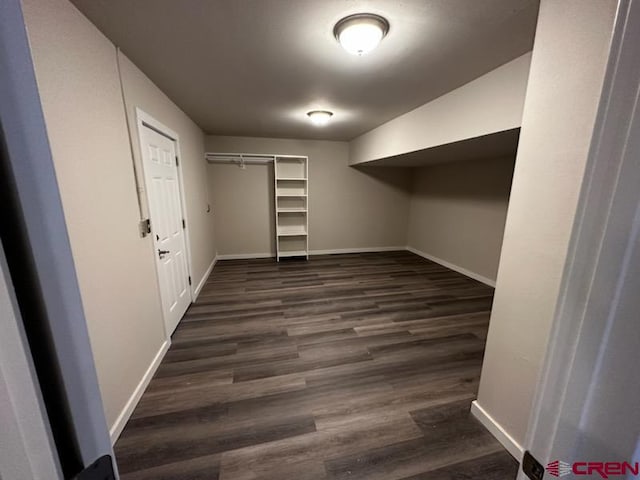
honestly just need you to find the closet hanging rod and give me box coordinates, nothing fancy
[205,152,307,165]
[205,153,273,165]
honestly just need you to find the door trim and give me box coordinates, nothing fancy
[0,0,115,475]
[520,0,640,473]
[0,226,63,479]
[135,109,194,339]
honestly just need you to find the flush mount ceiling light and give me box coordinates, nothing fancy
[307,110,333,126]
[334,13,389,55]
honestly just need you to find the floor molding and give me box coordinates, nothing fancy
[405,246,496,287]
[193,255,217,300]
[310,246,405,255]
[216,252,274,260]
[216,247,406,260]
[109,339,170,444]
[471,400,523,461]
[214,246,495,290]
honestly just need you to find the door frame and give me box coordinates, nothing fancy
[0,242,62,480]
[0,0,115,476]
[519,0,640,475]
[135,108,194,338]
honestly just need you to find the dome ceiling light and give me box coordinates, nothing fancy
[333,13,389,56]
[307,110,333,126]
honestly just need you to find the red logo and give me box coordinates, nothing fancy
[546,460,640,478]
[547,460,572,477]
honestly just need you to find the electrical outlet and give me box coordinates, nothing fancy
[523,451,545,480]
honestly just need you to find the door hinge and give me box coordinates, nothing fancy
[182,218,186,229]
[139,218,151,237]
[188,276,192,286]
[73,455,116,480]
[175,155,179,166]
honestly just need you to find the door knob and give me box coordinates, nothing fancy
[158,249,170,258]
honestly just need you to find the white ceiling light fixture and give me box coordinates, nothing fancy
[334,13,389,56]
[307,110,333,126]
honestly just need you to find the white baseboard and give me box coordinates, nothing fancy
[471,400,523,461]
[310,246,405,255]
[216,252,275,260]
[193,255,217,300]
[216,247,405,260]
[209,247,495,290]
[405,246,496,287]
[109,339,170,444]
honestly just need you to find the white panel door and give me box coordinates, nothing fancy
[140,124,191,336]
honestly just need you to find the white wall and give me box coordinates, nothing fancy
[118,53,216,288]
[521,1,640,468]
[208,134,515,288]
[349,53,531,165]
[474,0,618,453]
[206,136,412,256]
[407,156,515,284]
[208,161,276,257]
[21,0,215,438]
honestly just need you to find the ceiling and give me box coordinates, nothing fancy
[70,0,539,141]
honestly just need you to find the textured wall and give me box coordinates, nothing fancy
[21,0,216,436]
[476,0,617,449]
[408,156,515,283]
[206,136,412,256]
[350,53,531,165]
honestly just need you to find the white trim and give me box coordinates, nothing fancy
[471,400,523,461]
[205,152,308,161]
[522,1,640,469]
[0,244,62,479]
[214,246,498,291]
[216,252,275,260]
[310,246,405,255]
[193,255,217,301]
[135,110,194,302]
[216,247,406,260]
[406,246,496,287]
[135,108,194,338]
[135,109,179,150]
[109,339,170,444]
[1,0,114,464]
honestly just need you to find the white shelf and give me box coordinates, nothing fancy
[274,157,306,179]
[278,250,308,258]
[277,196,306,211]
[275,156,309,261]
[277,208,307,213]
[277,227,307,236]
[276,179,307,196]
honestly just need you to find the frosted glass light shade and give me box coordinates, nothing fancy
[334,14,389,56]
[307,110,333,126]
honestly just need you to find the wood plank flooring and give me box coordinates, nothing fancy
[115,251,518,479]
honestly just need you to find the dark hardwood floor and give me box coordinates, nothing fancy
[115,251,518,479]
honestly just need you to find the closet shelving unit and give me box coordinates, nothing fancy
[274,156,309,261]
[205,152,309,261]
